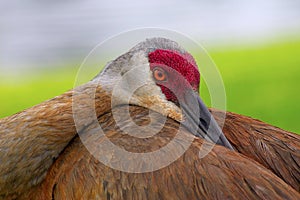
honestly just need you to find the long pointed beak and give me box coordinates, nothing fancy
[181,90,233,150]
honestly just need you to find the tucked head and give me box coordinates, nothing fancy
[97,37,233,149]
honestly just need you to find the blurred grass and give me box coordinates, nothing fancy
[0,67,78,117]
[0,39,300,133]
[201,39,300,133]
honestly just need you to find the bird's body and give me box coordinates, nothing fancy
[0,38,299,199]
[19,105,299,200]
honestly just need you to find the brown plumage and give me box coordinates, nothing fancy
[1,83,300,199]
[1,38,300,199]
[20,105,300,199]
[211,108,300,192]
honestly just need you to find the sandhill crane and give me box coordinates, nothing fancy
[0,38,299,199]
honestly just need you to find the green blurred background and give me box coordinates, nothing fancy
[203,39,300,133]
[1,38,300,133]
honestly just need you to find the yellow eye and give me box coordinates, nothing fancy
[153,68,167,82]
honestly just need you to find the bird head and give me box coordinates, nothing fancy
[94,37,233,149]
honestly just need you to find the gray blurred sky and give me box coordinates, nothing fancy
[1,0,300,70]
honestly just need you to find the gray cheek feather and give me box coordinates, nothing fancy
[92,49,182,121]
[95,50,162,101]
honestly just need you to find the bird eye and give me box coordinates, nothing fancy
[153,68,167,82]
